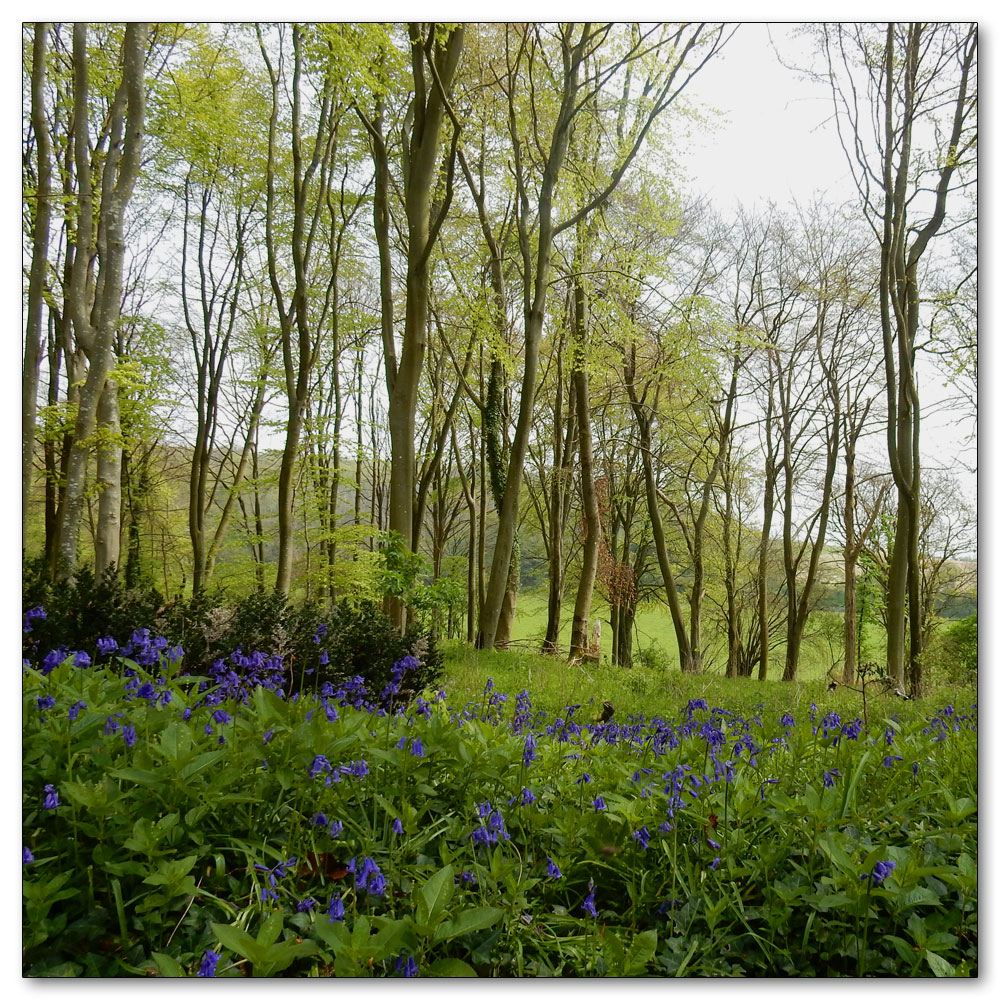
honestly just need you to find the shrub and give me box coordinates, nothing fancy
[300,600,443,704]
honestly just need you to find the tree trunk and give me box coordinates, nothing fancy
[94,379,122,576]
[23,22,52,545]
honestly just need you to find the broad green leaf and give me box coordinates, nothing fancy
[433,906,504,942]
[416,865,455,929]
[426,957,477,977]
[924,951,956,977]
[151,951,186,977]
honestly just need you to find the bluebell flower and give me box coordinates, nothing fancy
[40,648,67,675]
[23,606,46,632]
[327,892,345,921]
[369,872,387,897]
[823,768,841,788]
[523,733,538,766]
[706,837,721,850]
[73,651,91,669]
[122,724,138,748]
[296,897,317,913]
[96,636,118,655]
[455,871,477,886]
[36,695,56,711]
[593,796,607,812]
[23,846,34,865]
[882,755,903,768]
[42,784,59,810]
[710,856,722,871]
[212,709,231,725]
[581,879,598,918]
[575,773,591,785]
[328,818,344,837]
[196,950,220,977]
[521,787,536,806]
[309,755,332,779]
[262,728,274,744]
[396,953,419,978]
[410,738,425,758]
[633,826,651,850]
[912,762,919,777]
[136,682,157,702]
[779,713,795,728]
[391,817,404,835]
[546,857,562,879]
[861,859,896,885]
[311,812,328,827]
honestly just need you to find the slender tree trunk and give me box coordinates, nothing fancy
[23,22,52,545]
[94,379,122,576]
[569,265,600,659]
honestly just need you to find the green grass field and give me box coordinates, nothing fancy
[505,589,854,685]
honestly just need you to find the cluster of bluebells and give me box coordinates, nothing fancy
[254,856,297,902]
[470,801,511,846]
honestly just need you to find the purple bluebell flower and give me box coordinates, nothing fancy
[882,755,903,768]
[523,733,538,766]
[36,695,55,712]
[861,859,896,885]
[311,812,328,827]
[455,871,477,886]
[23,846,34,865]
[42,784,59,810]
[396,953,419,978]
[710,856,722,871]
[196,950,220,977]
[707,837,721,850]
[23,606,46,632]
[823,768,841,788]
[633,825,651,850]
[309,755,332,779]
[40,648,67,675]
[96,636,118,656]
[581,878,598,918]
[410,738,425,758]
[593,796,607,812]
[575,773,591,785]
[546,857,562,879]
[391,817,404,835]
[296,897,317,913]
[122,723,138,748]
[327,892,345,921]
[73,651,91,669]
[779,713,795,728]
[212,709,231,725]
[912,762,919,777]
[328,818,344,837]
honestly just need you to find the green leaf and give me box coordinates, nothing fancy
[426,957,477,977]
[625,929,658,975]
[179,750,226,780]
[151,951,186,977]
[433,906,504,942]
[924,951,956,977]
[109,767,161,787]
[211,921,263,966]
[416,865,455,930]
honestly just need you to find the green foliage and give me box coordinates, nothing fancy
[923,615,977,686]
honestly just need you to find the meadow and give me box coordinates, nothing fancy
[22,621,977,977]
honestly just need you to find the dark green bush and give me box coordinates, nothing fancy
[297,600,443,704]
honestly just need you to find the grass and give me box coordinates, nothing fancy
[505,590,884,686]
